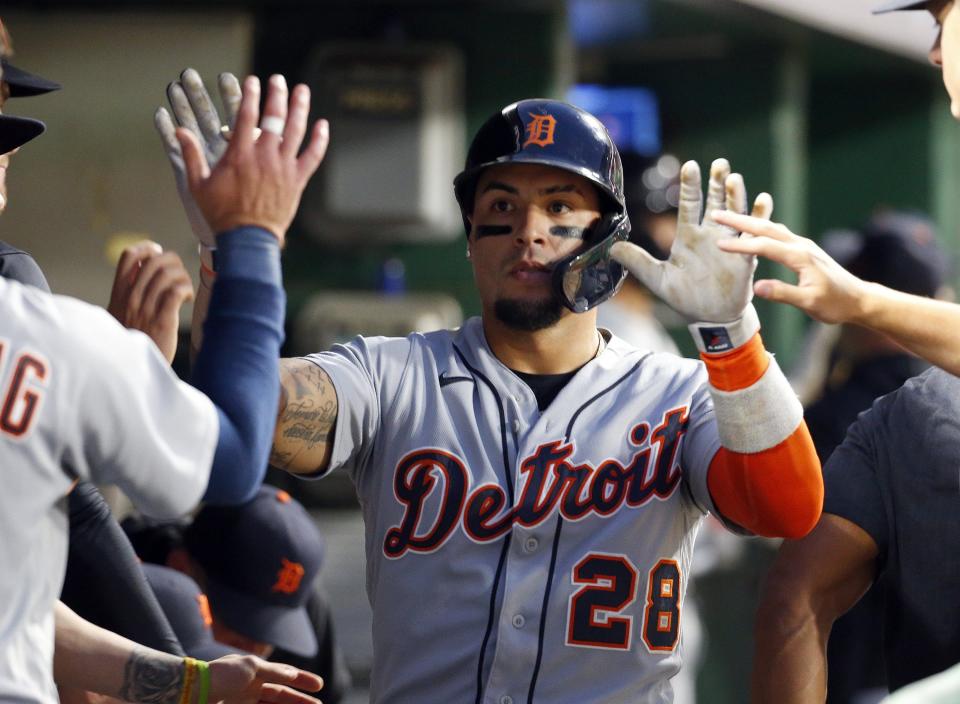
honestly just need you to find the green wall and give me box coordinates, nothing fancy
[253,2,569,331]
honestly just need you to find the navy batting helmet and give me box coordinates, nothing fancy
[453,99,630,313]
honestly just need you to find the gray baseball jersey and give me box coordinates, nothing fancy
[306,316,723,703]
[0,277,218,704]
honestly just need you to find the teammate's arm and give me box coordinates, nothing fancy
[53,600,324,704]
[61,482,185,657]
[157,70,340,480]
[162,72,329,505]
[269,358,338,476]
[712,211,960,376]
[751,513,878,704]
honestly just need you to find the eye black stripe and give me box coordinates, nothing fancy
[476,225,513,238]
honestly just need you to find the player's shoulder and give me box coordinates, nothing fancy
[0,239,27,257]
[0,277,151,362]
[604,330,703,378]
[881,366,960,421]
[301,322,462,370]
[1,276,95,331]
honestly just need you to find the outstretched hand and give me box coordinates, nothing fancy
[107,241,194,364]
[610,158,773,323]
[177,74,329,244]
[157,70,330,245]
[711,211,868,324]
[156,69,241,250]
[209,654,324,704]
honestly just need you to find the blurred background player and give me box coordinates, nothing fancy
[597,152,681,355]
[805,210,950,463]
[125,485,351,703]
[141,563,245,661]
[0,22,59,290]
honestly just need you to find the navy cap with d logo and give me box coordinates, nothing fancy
[142,563,243,661]
[184,485,325,657]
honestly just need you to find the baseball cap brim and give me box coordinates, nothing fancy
[873,0,933,13]
[204,576,319,657]
[2,60,61,97]
[0,114,45,154]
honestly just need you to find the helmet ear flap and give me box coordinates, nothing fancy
[586,211,620,243]
[552,213,631,314]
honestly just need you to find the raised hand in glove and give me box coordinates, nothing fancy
[610,158,773,324]
[610,158,773,354]
[155,69,242,263]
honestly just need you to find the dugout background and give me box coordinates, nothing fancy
[0,1,952,701]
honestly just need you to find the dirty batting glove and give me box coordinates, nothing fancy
[154,69,242,272]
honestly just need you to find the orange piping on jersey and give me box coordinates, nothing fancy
[701,333,768,391]
[707,423,823,539]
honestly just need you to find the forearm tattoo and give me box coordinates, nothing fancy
[118,650,183,704]
[271,361,337,471]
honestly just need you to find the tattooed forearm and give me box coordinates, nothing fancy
[118,650,183,704]
[273,359,339,473]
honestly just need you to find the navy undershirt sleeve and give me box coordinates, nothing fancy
[0,245,51,292]
[60,481,185,656]
[192,227,285,505]
[822,401,889,561]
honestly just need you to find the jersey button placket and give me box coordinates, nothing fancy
[499,696,514,704]
[511,613,525,628]
[523,536,539,553]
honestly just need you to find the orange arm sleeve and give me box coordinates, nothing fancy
[708,429,822,538]
[702,334,823,539]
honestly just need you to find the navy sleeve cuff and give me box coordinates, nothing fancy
[215,227,282,286]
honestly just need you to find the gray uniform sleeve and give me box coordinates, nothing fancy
[58,300,218,520]
[302,336,394,476]
[680,376,723,517]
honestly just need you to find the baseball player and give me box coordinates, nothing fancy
[0,48,57,291]
[708,2,960,702]
[711,1,960,377]
[0,66,329,704]
[0,45,198,661]
[164,72,823,703]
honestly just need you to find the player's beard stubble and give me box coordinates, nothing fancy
[494,295,563,332]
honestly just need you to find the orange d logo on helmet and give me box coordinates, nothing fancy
[523,113,557,148]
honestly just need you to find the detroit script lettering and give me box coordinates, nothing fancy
[383,407,688,558]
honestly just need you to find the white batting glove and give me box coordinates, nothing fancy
[610,158,774,353]
[154,69,242,268]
